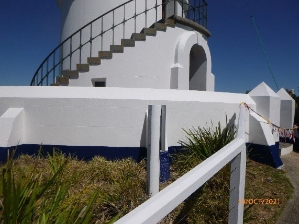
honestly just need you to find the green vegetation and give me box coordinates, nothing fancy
[0,149,148,223]
[0,121,293,223]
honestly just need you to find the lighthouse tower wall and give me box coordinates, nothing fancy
[57,0,163,70]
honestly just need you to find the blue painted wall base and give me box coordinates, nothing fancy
[246,142,283,168]
[160,151,170,183]
[0,144,147,163]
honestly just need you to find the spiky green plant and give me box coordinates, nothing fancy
[175,120,236,173]
[168,120,236,223]
[0,149,99,224]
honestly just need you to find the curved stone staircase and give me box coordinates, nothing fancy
[53,19,176,86]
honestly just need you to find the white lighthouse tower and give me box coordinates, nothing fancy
[32,0,214,91]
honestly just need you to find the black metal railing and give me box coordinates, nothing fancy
[30,0,208,86]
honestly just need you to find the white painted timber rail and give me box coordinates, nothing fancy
[115,104,247,224]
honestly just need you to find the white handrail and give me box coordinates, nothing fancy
[115,104,247,224]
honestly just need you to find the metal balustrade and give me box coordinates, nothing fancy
[30,0,208,86]
[115,104,247,224]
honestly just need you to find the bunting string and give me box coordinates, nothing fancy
[240,102,298,142]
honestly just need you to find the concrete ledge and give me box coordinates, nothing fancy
[173,16,211,38]
[280,142,293,156]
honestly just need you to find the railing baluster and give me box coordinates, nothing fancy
[40,65,43,86]
[53,53,56,84]
[46,59,49,86]
[145,0,147,27]
[79,30,82,64]
[123,4,126,39]
[90,23,93,57]
[70,36,72,70]
[134,0,137,33]
[60,44,63,77]
[155,0,157,23]
[113,10,115,45]
[101,18,103,51]
[182,0,184,17]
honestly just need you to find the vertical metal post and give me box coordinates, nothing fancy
[60,44,63,76]
[79,30,82,64]
[134,0,137,33]
[112,10,115,45]
[145,0,147,27]
[46,59,49,86]
[123,4,126,39]
[147,105,161,196]
[155,0,157,23]
[182,0,184,17]
[40,65,43,86]
[53,53,56,84]
[90,23,93,56]
[174,0,177,16]
[70,36,72,70]
[101,18,103,51]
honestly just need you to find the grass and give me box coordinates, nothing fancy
[0,121,294,223]
[0,149,148,223]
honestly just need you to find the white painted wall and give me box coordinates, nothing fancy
[277,88,295,129]
[249,82,281,142]
[68,26,212,91]
[0,86,254,148]
[56,0,213,91]
[0,108,24,147]
[57,0,163,70]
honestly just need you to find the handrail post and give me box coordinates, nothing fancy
[147,105,161,196]
[228,103,246,224]
[229,150,246,224]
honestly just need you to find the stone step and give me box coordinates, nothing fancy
[87,57,102,65]
[62,70,79,78]
[77,64,89,71]
[131,33,146,41]
[110,45,124,53]
[98,51,113,59]
[50,83,60,86]
[56,76,69,84]
[121,39,135,47]
[165,18,176,27]
[154,23,167,31]
[142,28,157,36]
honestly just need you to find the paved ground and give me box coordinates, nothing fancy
[276,151,299,224]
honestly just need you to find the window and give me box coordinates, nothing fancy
[94,81,106,87]
[92,78,106,87]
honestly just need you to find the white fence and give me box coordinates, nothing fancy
[115,104,247,224]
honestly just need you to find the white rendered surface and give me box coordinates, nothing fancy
[249,82,280,142]
[68,26,213,91]
[0,86,254,148]
[0,108,24,147]
[58,0,162,70]
[277,88,295,129]
[249,113,275,146]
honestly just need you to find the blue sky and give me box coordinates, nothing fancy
[0,0,298,94]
